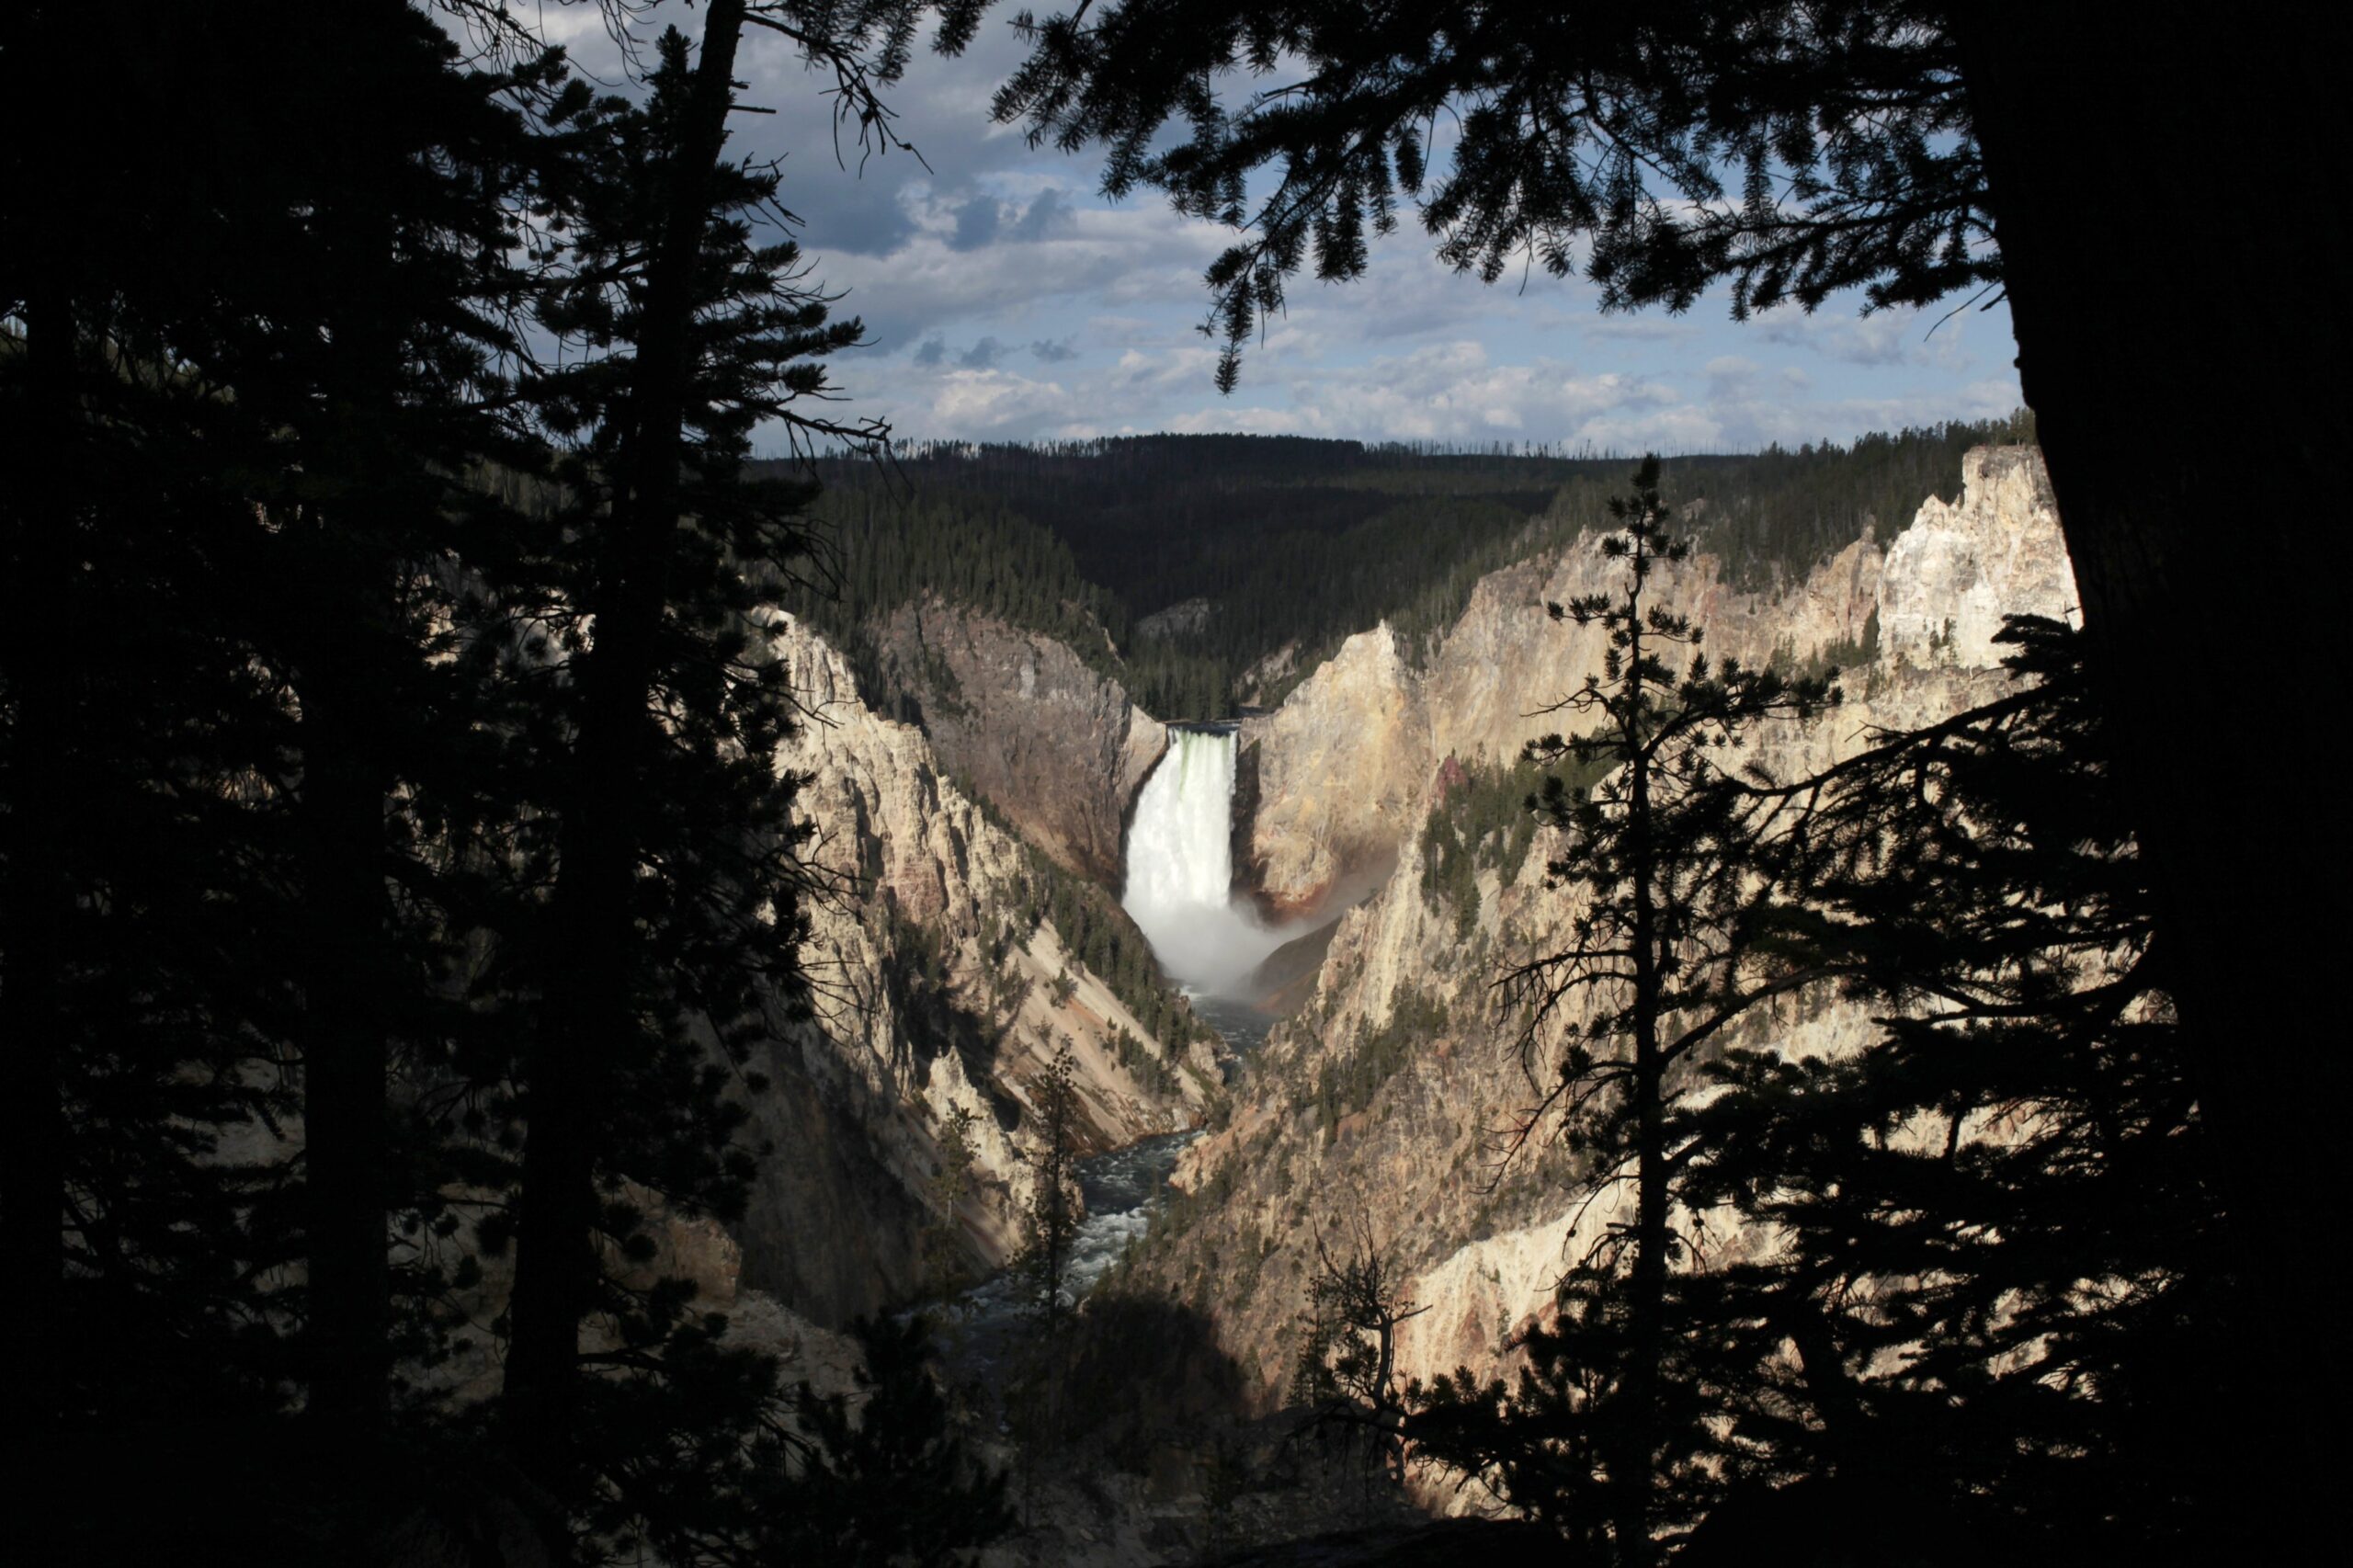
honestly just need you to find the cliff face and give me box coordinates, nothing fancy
[1242,520,1898,917]
[1240,629,1426,919]
[737,617,1215,1326]
[1146,447,2075,1403]
[875,599,1166,885]
[1880,444,2073,670]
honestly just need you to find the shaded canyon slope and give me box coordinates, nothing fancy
[735,616,1219,1326]
[1143,445,2074,1407]
[872,597,1167,883]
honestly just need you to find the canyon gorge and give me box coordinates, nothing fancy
[701,441,2077,1561]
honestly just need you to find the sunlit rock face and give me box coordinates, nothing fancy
[1881,445,2073,669]
[1233,449,2072,922]
[875,598,1165,883]
[1149,447,2078,1414]
[741,616,1218,1326]
[1240,628,1428,920]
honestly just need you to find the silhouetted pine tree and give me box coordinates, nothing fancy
[1413,458,1836,1565]
[494,8,892,1547]
[1019,1040,1086,1335]
[3,9,570,1554]
[233,4,555,1440]
[1671,616,2213,1563]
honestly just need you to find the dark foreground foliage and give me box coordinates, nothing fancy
[3,2,1010,1562]
[1401,616,2209,1562]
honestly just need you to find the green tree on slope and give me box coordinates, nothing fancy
[1019,1040,1086,1335]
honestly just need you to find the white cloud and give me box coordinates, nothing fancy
[690,19,2027,452]
[1754,303,1983,372]
[825,187,1230,349]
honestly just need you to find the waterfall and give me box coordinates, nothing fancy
[1122,727,1289,994]
[1124,728,1235,915]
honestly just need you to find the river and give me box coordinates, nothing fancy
[942,993,1270,1370]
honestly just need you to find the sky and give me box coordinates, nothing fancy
[535,6,2023,454]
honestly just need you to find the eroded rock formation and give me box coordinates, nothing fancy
[874,598,1166,883]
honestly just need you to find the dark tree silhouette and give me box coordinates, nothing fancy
[2,5,563,1551]
[1290,1221,1427,1498]
[1,3,970,1556]
[1416,618,2211,1562]
[1672,616,2214,1562]
[1019,1040,1086,1334]
[1407,459,1836,1562]
[496,6,892,1535]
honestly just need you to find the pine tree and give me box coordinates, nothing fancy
[1672,617,2213,1561]
[922,1105,984,1295]
[2,7,569,1551]
[496,5,888,1540]
[1019,1040,1086,1335]
[1415,458,1836,1564]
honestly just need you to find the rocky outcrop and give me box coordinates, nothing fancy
[875,599,1165,884]
[1137,596,1215,641]
[1235,450,2064,918]
[1881,445,2071,669]
[1145,447,2077,1406]
[1240,629,1427,919]
[738,616,1220,1325]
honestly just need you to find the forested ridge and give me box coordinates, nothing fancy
[778,415,2032,720]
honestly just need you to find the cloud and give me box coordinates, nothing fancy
[958,336,1011,369]
[949,194,1002,251]
[1157,341,1688,446]
[926,369,1085,435]
[726,20,1047,260]
[1754,303,1982,371]
[1703,355,1763,402]
[1584,317,1702,344]
[1010,187,1071,241]
[828,192,1231,350]
[707,24,2023,452]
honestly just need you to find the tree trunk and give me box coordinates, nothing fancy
[298,589,393,1432]
[1,265,76,1464]
[1620,562,1661,1568]
[502,0,749,1511]
[1955,6,2348,1545]
[301,36,411,1431]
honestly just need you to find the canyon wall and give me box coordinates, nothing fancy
[733,616,1218,1325]
[1236,445,2069,918]
[1144,446,2074,1404]
[874,598,1166,884]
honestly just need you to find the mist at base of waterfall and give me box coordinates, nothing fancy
[1121,728,1311,998]
[1128,900,1305,999]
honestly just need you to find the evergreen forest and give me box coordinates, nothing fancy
[783,416,2033,720]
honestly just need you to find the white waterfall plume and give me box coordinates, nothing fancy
[1121,727,1292,994]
